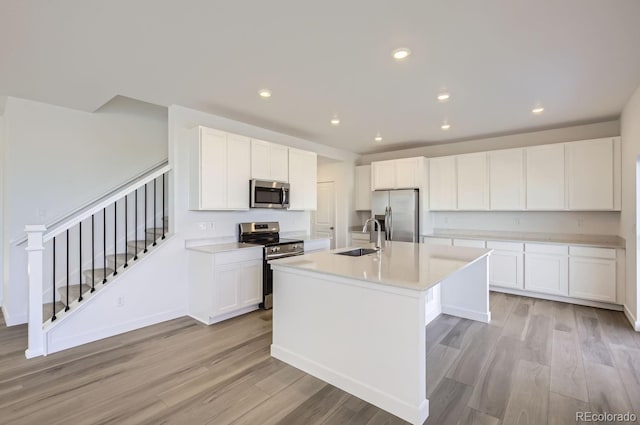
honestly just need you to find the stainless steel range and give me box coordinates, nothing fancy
[239,222,304,310]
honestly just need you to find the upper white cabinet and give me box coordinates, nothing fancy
[288,148,317,210]
[489,148,525,210]
[371,157,425,190]
[456,152,489,210]
[525,144,565,210]
[189,127,251,210]
[429,156,457,210]
[566,137,620,211]
[355,165,372,210]
[251,139,289,182]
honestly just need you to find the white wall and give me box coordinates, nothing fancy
[168,105,358,243]
[359,120,619,164]
[317,161,357,249]
[2,96,168,325]
[0,115,5,307]
[620,84,640,329]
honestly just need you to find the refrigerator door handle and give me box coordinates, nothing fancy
[388,206,393,240]
[384,207,389,240]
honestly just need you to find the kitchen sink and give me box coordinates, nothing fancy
[335,248,379,257]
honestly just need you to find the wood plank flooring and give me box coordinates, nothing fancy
[1,292,639,425]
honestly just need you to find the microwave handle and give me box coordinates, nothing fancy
[281,187,287,206]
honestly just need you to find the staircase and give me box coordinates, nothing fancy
[25,163,171,358]
[45,219,168,320]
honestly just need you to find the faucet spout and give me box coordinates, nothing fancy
[363,218,383,250]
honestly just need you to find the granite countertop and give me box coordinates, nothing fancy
[423,229,625,249]
[186,242,263,254]
[270,240,491,291]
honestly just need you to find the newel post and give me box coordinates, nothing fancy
[25,225,46,359]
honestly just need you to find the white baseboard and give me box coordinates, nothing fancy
[623,305,640,332]
[2,305,27,326]
[46,308,185,355]
[490,287,623,311]
[271,344,429,425]
[441,304,491,323]
[24,347,44,359]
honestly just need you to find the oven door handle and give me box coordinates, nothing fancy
[266,251,305,260]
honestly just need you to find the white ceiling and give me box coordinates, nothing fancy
[2,1,640,154]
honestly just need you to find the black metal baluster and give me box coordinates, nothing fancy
[134,189,139,261]
[162,173,166,240]
[144,183,148,253]
[153,178,157,246]
[91,215,95,292]
[103,207,107,284]
[113,201,118,276]
[65,229,70,312]
[124,194,129,268]
[78,222,83,302]
[52,237,57,321]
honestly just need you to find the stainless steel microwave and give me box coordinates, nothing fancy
[250,179,290,209]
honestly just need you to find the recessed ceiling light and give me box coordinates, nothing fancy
[330,115,340,126]
[258,89,272,98]
[391,48,411,60]
[441,122,451,131]
[374,133,383,142]
[437,92,450,102]
[532,106,545,114]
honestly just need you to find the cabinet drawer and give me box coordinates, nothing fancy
[569,246,616,259]
[351,232,371,241]
[214,248,263,265]
[487,241,524,252]
[525,243,568,255]
[453,239,486,248]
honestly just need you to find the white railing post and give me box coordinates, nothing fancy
[25,224,46,359]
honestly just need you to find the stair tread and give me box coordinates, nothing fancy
[58,283,92,306]
[106,253,135,261]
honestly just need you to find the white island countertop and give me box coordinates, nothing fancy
[270,241,491,292]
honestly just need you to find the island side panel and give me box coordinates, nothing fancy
[271,268,429,425]
[440,256,491,323]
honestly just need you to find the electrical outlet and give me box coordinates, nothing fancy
[36,208,47,220]
[514,217,520,225]
[578,219,584,228]
[198,222,207,231]
[117,296,125,308]
[209,222,216,230]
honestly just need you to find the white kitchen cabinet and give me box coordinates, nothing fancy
[355,165,372,210]
[371,160,396,190]
[525,144,565,210]
[189,126,251,210]
[524,243,569,296]
[488,148,525,210]
[569,246,616,303]
[251,139,289,182]
[429,156,457,210]
[304,238,331,253]
[288,148,317,210]
[456,152,489,210]
[487,241,524,290]
[566,138,620,211]
[188,247,263,325]
[350,231,371,248]
[371,157,425,190]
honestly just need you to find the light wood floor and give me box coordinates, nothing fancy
[1,292,639,425]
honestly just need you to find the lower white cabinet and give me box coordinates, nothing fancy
[188,247,263,324]
[568,247,616,303]
[487,241,524,290]
[524,244,569,296]
[350,231,372,248]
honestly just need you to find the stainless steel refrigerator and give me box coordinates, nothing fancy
[370,189,419,243]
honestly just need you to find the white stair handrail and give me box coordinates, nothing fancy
[42,163,171,243]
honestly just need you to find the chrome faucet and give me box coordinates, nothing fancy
[363,218,383,250]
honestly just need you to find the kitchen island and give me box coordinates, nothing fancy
[269,241,492,425]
